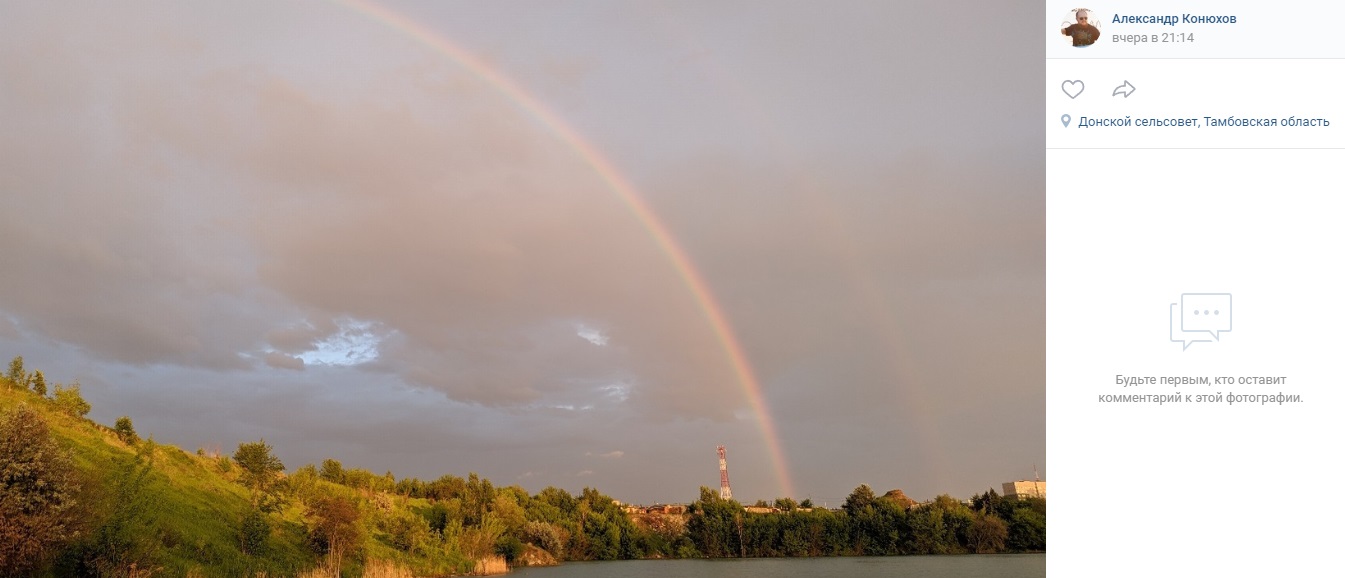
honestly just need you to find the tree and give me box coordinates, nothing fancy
[6,356,24,390]
[307,496,363,577]
[972,489,1002,514]
[799,498,814,509]
[687,486,742,558]
[113,416,139,445]
[319,458,344,484]
[233,439,285,510]
[384,510,430,553]
[1006,508,1046,552]
[842,484,877,516]
[522,520,564,558]
[773,497,798,512]
[966,513,1008,553]
[289,464,321,506]
[0,404,79,574]
[52,383,91,417]
[239,508,269,556]
[30,371,46,398]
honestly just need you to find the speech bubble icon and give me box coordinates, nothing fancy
[1170,303,1211,350]
[1181,293,1232,340]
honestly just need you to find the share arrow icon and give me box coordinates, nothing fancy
[1112,80,1136,98]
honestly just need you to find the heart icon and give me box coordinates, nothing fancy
[1061,80,1084,99]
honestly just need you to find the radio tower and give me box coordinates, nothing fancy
[1033,463,1042,498]
[717,445,733,500]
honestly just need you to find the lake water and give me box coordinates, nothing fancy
[511,555,1045,578]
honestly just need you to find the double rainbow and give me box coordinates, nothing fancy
[339,0,795,498]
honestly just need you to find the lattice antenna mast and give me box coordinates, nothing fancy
[717,445,733,500]
[1033,463,1041,497]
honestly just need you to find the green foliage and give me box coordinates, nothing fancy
[239,508,269,557]
[1006,507,1046,552]
[289,464,321,506]
[842,484,877,516]
[967,512,1008,553]
[382,510,431,554]
[232,439,284,510]
[0,403,79,575]
[66,440,163,577]
[521,520,564,558]
[319,459,344,484]
[344,468,375,492]
[458,512,506,560]
[972,488,1002,513]
[494,535,525,563]
[687,486,743,558]
[6,356,24,390]
[3,383,312,578]
[52,382,91,417]
[1,357,1045,575]
[114,416,139,446]
[681,484,1044,558]
[30,370,46,398]
[306,496,363,574]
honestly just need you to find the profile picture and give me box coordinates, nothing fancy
[1060,8,1100,47]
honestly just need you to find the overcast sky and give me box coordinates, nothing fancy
[0,0,1042,505]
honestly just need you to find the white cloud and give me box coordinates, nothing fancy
[298,318,387,367]
[576,324,609,346]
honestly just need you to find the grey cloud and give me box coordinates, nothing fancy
[264,318,339,355]
[0,0,1043,502]
[263,352,305,371]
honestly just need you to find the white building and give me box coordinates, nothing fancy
[1002,480,1046,500]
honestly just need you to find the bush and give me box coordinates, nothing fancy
[114,416,140,445]
[522,521,563,558]
[307,496,363,573]
[30,371,47,398]
[233,439,285,510]
[0,404,79,574]
[69,441,162,577]
[240,508,269,556]
[52,383,91,417]
[384,511,431,553]
[495,535,525,563]
[966,513,1008,553]
[1007,508,1045,552]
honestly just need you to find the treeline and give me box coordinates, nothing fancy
[290,460,669,563]
[2,356,1044,578]
[688,486,1045,557]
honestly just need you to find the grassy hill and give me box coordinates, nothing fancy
[3,359,1044,577]
[0,382,477,577]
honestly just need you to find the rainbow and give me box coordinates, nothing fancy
[337,0,795,498]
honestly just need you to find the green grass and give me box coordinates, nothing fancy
[2,384,484,577]
[2,386,315,577]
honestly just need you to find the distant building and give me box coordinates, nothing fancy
[645,504,686,515]
[1002,480,1046,500]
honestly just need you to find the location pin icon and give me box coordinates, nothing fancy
[1061,114,1071,128]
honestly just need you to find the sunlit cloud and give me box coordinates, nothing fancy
[576,324,609,346]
